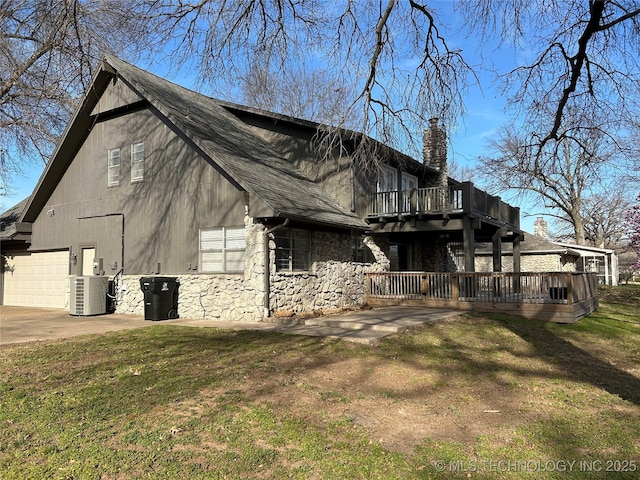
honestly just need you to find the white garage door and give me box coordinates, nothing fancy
[2,251,69,308]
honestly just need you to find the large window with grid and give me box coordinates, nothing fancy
[275,228,310,272]
[107,148,120,186]
[199,227,246,273]
[131,141,144,182]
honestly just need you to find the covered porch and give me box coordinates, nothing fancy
[365,271,599,323]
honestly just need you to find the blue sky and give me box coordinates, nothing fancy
[2,3,543,232]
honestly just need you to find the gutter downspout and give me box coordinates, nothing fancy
[263,218,289,318]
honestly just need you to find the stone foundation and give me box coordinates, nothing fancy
[269,231,386,316]
[270,261,370,315]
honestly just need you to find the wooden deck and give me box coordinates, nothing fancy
[366,272,599,323]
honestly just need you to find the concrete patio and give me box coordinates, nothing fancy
[0,305,461,345]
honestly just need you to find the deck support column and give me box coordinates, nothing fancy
[513,234,522,294]
[513,234,522,273]
[492,228,506,272]
[463,216,475,272]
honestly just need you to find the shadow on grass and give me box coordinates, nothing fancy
[502,318,640,406]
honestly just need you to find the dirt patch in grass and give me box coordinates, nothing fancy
[140,310,640,456]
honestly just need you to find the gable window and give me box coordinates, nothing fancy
[108,148,120,186]
[199,227,246,273]
[131,141,144,182]
[275,228,310,272]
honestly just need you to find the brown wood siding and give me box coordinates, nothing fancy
[30,96,246,275]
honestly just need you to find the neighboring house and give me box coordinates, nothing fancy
[553,242,619,286]
[0,56,524,320]
[476,218,619,286]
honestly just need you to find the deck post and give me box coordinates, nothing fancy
[451,274,459,301]
[513,234,522,273]
[463,216,475,272]
[513,234,522,294]
[566,273,574,305]
[492,228,505,272]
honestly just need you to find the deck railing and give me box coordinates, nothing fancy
[366,271,599,322]
[369,186,463,217]
[367,182,520,229]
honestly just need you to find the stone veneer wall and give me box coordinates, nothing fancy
[413,236,458,272]
[116,273,265,321]
[269,231,387,315]
[476,254,576,273]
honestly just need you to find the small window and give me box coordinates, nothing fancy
[275,228,310,272]
[200,227,246,273]
[131,142,144,182]
[108,148,120,186]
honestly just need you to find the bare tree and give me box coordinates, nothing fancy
[0,0,155,194]
[239,60,363,128]
[479,115,625,245]
[143,0,472,166]
[460,0,640,166]
[550,184,631,248]
[626,193,640,270]
[4,0,640,194]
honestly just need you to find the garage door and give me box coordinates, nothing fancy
[2,251,69,308]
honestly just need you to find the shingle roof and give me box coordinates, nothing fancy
[106,56,367,230]
[476,233,575,255]
[0,197,29,239]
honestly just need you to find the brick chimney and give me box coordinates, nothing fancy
[534,217,548,239]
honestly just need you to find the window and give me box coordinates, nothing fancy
[131,142,144,182]
[376,164,398,215]
[107,148,120,186]
[352,234,371,263]
[275,229,310,272]
[401,172,418,213]
[199,227,246,273]
[377,164,397,192]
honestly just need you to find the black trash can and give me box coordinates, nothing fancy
[140,276,179,321]
[549,286,568,300]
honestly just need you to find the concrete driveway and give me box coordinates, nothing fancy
[0,306,280,345]
[0,305,461,345]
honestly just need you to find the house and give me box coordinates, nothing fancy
[0,56,524,321]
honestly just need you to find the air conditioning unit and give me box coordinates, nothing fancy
[70,276,109,316]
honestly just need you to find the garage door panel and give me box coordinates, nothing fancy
[2,251,69,308]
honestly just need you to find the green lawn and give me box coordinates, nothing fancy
[1,284,639,479]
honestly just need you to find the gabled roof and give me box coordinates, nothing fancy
[476,233,578,255]
[554,242,615,255]
[22,56,368,230]
[0,197,31,242]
